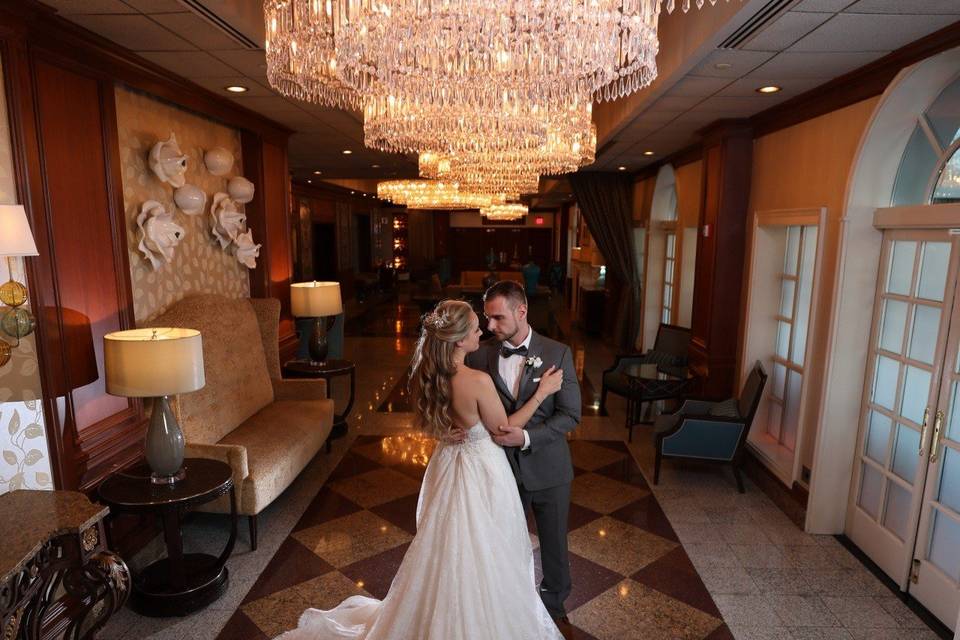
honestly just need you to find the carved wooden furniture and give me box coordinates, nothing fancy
[98,458,237,617]
[0,490,129,639]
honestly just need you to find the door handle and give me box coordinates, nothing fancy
[919,407,930,457]
[930,410,945,463]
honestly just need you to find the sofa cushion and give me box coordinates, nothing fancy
[147,295,274,445]
[220,398,335,514]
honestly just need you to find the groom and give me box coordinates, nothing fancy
[465,280,582,621]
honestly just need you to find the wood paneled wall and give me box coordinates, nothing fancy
[0,2,293,496]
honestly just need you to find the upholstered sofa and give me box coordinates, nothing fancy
[148,294,334,549]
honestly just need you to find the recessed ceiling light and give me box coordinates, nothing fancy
[225,85,248,93]
[307,179,312,183]
[618,166,627,171]
[713,63,732,71]
[350,191,355,194]
[342,149,353,155]
[372,164,380,168]
[756,85,781,94]
[643,150,655,156]
[313,170,322,175]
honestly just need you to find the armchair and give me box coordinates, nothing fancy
[652,361,767,493]
[599,323,691,414]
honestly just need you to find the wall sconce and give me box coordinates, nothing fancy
[0,205,39,368]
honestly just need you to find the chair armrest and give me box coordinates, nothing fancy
[674,400,718,416]
[273,378,329,401]
[185,442,249,483]
[604,352,649,375]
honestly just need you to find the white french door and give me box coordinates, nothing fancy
[847,228,960,630]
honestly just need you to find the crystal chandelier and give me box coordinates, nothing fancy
[480,203,529,221]
[376,180,497,210]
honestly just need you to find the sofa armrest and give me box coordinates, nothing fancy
[185,442,249,483]
[659,417,746,461]
[272,378,329,402]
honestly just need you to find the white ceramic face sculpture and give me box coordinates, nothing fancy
[234,229,261,269]
[173,184,207,215]
[149,132,188,188]
[227,176,255,204]
[136,200,185,270]
[210,192,246,249]
[203,147,234,176]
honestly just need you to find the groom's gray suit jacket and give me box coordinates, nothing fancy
[466,331,581,491]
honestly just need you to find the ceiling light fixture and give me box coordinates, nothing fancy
[713,63,732,70]
[756,85,781,94]
[313,170,322,175]
[342,149,353,155]
[225,85,248,93]
[618,166,627,171]
[372,164,380,168]
[643,151,655,156]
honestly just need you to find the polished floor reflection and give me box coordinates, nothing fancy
[217,435,732,640]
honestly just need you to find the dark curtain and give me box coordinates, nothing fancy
[569,172,639,350]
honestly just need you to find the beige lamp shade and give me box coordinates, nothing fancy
[103,328,205,397]
[0,205,39,257]
[291,281,343,317]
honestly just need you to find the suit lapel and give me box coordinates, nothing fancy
[513,331,541,411]
[486,341,513,405]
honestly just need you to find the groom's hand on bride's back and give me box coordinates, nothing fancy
[493,425,525,447]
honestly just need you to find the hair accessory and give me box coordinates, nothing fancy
[423,311,449,331]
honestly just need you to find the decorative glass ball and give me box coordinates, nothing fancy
[0,279,28,307]
[1,307,35,340]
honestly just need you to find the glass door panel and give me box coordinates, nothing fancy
[847,230,957,588]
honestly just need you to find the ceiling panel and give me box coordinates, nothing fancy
[665,75,735,97]
[190,76,276,96]
[149,12,247,51]
[687,49,779,78]
[845,0,960,14]
[789,12,958,52]
[123,0,189,11]
[40,0,135,13]
[747,50,885,79]
[695,94,791,116]
[651,95,706,111]
[69,14,195,51]
[741,11,835,52]
[716,75,830,97]
[791,0,854,11]
[138,51,238,78]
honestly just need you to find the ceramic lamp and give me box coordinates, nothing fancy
[104,328,205,484]
[291,282,342,363]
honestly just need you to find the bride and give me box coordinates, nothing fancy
[277,299,565,639]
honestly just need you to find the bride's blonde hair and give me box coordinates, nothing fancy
[409,299,474,438]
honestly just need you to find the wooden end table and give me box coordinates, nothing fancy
[623,363,697,442]
[98,458,237,617]
[283,358,356,451]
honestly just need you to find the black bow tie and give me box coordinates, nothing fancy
[501,345,528,359]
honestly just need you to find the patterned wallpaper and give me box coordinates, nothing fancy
[0,58,53,493]
[115,86,250,323]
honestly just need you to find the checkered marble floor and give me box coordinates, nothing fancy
[217,436,734,640]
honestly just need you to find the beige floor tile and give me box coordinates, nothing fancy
[570,472,650,514]
[568,516,677,575]
[292,510,413,568]
[241,571,369,637]
[328,467,421,508]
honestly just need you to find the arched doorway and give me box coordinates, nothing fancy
[815,46,960,630]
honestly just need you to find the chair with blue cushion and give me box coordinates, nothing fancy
[652,361,767,493]
[599,323,691,415]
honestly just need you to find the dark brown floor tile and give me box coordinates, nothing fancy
[339,542,411,600]
[632,546,721,618]
[242,537,335,604]
[564,552,625,612]
[593,457,649,489]
[293,485,363,532]
[527,501,603,536]
[325,450,382,482]
[558,618,603,640]
[216,610,269,640]
[589,440,630,453]
[609,494,678,542]
[391,460,429,481]
[370,492,420,535]
[704,624,736,640]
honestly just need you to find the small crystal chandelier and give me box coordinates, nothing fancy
[480,203,529,221]
[376,180,497,210]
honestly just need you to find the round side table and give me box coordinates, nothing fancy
[283,358,356,450]
[98,458,237,617]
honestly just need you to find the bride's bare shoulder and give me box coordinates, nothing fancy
[455,367,494,391]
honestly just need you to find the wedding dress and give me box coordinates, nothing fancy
[276,422,563,640]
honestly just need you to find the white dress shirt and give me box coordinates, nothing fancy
[498,328,534,450]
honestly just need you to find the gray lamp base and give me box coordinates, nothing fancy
[146,395,186,485]
[308,317,330,364]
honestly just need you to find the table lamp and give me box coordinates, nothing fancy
[291,281,342,364]
[0,204,39,368]
[104,328,204,484]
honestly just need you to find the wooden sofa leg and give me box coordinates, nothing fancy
[654,450,662,485]
[732,464,745,494]
[249,514,258,551]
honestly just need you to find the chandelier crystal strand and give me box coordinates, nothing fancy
[376,180,498,210]
[480,203,528,221]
